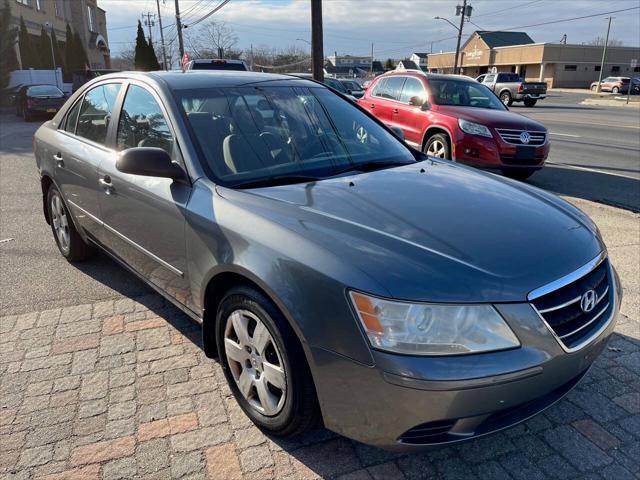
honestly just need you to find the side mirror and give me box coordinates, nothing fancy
[117,147,184,179]
[389,126,405,141]
[408,95,424,107]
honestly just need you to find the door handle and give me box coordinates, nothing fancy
[392,108,399,114]
[98,175,113,194]
[370,104,375,108]
[53,153,64,167]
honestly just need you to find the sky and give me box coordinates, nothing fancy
[100,0,640,60]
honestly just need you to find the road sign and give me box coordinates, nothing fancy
[631,59,637,69]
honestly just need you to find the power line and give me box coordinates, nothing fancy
[472,0,545,19]
[183,0,231,29]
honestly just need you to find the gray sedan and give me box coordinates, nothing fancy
[34,71,621,450]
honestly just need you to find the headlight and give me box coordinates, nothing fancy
[458,118,492,138]
[349,291,520,355]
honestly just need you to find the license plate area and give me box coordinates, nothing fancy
[516,146,536,160]
[46,108,57,113]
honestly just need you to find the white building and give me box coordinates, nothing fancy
[410,52,428,70]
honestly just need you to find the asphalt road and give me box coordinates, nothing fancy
[0,92,639,315]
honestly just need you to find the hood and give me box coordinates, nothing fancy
[219,161,602,303]
[437,106,546,131]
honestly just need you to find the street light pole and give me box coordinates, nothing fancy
[310,0,324,82]
[44,22,57,88]
[174,0,185,59]
[595,17,612,94]
[156,0,169,70]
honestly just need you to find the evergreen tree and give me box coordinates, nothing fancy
[146,38,160,71]
[37,26,53,69]
[134,21,149,70]
[18,17,35,69]
[384,58,394,70]
[50,29,64,74]
[73,30,89,69]
[0,0,19,89]
[63,23,75,80]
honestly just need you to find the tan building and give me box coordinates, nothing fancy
[9,0,111,69]
[428,31,640,88]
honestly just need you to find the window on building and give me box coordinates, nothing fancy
[35,0,42,10]
[594,65,601,71]
[53,0,60,17]
[611,66,620,73]
[15,0,32,6]
[564,65,577,71]
[634,66,640,73]
[87,5,97,32]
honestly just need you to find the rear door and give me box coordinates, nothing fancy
[367,76,405,124]
[97,82,192,305]
[54,82,122,241]
[393,76,427,144]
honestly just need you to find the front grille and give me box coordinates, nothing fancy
[500,153,545,165]
[496,128,546,146]
[531,258,613,350]
[398,419,456,444]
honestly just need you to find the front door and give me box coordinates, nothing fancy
[54,83,122,241]
[393,76,427,145]
[98,82,192,306]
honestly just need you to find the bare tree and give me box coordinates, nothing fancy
[111,44,136,70]
[589,36,624,47]
[192,20,238,58]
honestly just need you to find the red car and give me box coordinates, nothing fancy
[359,72,550,180]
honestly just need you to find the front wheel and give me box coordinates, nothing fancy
[500,91,513,106]
[523,98,537,107]
[424,133,451,159]
[22,108,33,122]
[216,286,319,437]
[502,168,536,181]
[47,185,95,261]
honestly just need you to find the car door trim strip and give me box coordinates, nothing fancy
[67,199,184,278]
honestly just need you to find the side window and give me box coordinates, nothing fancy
[484,74,495,83]
[384,77,406,101]
[399,77,425,103]
[116,85,174,155]
[372,78,388,98]
[63,99,82,134]
[76,84,121,145]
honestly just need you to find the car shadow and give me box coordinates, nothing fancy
[527,165,640,212]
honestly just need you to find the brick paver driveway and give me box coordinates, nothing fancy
[1,293,638,480]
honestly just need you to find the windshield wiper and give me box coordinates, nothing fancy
[232,174,321,189]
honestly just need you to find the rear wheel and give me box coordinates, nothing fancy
[502,168,536,181]
[591,85,598,92]
[47,185,95,261]
[523,98,537,107]
[500,91,513,107]
[612,86,619,94]
[216,286,319,437]
[22,107,33,122]
[424,133,451,160]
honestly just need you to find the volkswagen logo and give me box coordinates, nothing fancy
[520,131,531,144]
[356,126,368,144]
[580,289,597,313]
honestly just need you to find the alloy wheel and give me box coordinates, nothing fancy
[427,139,447,158]
[50,192,70,254]
[224,309,287,416]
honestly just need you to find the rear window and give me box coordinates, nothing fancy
[498,73,521,82]
[27,85,64,97]
[190,61,247,71]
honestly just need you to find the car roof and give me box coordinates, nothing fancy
[84,70,319,90]
[375,71,475,82]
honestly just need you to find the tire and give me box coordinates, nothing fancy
[612,87,619,94]
[502,168,536,181]
[523,98,537,107]
[216,286,319,437]
[15,104,21,117]
[591,85,597,92]
[22,107,33,122]
[500,91,513,107]
[46,185,95,261]
[423,133,451,159]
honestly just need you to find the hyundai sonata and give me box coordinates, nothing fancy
[34,71,621,450]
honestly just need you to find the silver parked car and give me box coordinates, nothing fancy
[34,71,621,450]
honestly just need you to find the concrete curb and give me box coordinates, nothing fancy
[580,98,640,108]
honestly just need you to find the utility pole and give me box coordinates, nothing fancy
[142,12,156,42]
[370,42,374,74]
[596,17,612,93]
[311,0,324,82]
[453,0,468,75]
[156,0,168,70]
[174,0,185,59]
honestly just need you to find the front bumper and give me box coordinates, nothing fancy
[309,266,621,451]
[454,132,550,169]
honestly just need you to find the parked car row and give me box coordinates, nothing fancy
[359,71,549,180]
[34,70,619,451]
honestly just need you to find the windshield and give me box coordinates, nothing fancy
[343,81,363,91]
[27,85,63,97]
[428,79,506,110]
[179,86,415,187]
[324,78,348,93]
